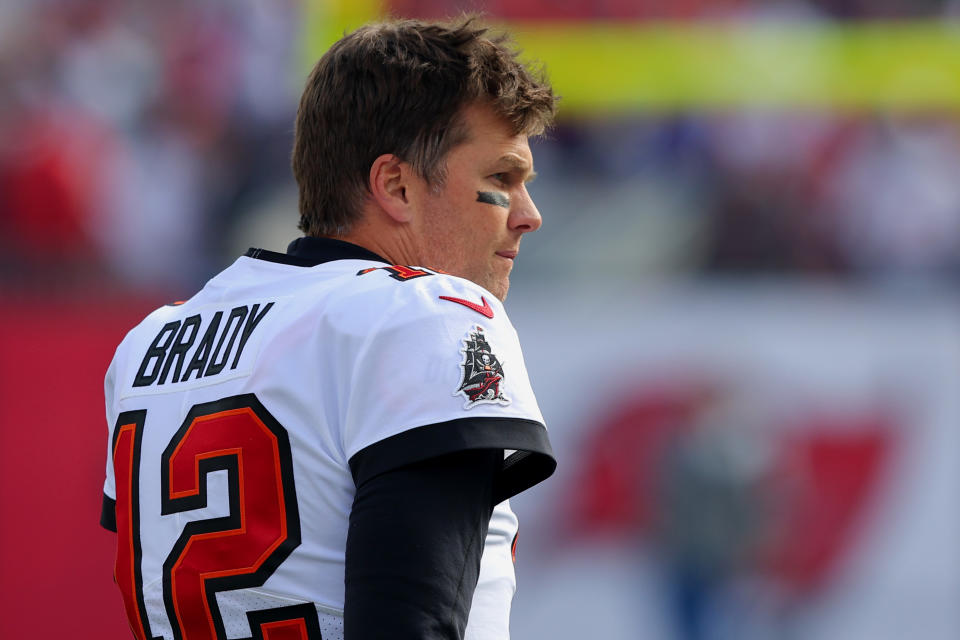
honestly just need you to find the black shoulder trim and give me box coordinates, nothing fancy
[101,494,117,532]
[349,417,555,504]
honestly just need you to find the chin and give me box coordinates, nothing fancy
[460,270,504,300]
[486,268,512,301]
[488,280,509,301]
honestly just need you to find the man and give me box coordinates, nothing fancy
[100,16,557,640]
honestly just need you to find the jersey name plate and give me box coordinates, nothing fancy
[121,299,282,398]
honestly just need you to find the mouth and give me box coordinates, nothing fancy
[495,250,518,261]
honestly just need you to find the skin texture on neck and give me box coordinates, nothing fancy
[336,209,421,267]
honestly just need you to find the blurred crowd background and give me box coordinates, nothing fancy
[1,1,958,639]
[0,0,299,291]
[4,0,960,293]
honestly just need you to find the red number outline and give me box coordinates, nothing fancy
[111,410,162,640]
[111,395,322,639]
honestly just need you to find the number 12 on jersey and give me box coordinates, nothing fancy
[110,394,323,640]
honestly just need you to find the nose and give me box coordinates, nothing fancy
[509,185,542,233]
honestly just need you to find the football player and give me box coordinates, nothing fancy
[100,16,557,640]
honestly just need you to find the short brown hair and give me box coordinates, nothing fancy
[291,16,557,237]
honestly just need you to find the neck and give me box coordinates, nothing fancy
[336,208,422,267]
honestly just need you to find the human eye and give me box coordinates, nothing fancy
[489,172,509,185]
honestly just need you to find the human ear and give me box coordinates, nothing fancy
[369,154,412,223]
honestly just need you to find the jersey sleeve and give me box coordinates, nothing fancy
[338,276,555,502]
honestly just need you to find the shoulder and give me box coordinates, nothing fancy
[329,264,514,333]
[112,301,189,355]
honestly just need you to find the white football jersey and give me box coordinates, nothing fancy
[102,240,554,640]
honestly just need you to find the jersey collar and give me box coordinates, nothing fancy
[245,237,390,267]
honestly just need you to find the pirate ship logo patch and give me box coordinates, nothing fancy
[454,326,510,409]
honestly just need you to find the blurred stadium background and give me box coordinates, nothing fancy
[1,1,958,638]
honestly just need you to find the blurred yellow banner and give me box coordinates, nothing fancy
[301,7,960,112]
[515,21,960,112]
[301,0,385,66]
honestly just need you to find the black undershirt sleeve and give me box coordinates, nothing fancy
[344,448,502,640]
[101,494,117,532]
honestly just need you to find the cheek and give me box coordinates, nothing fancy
[446,200,486,243]
[423,202,474,266]
[427,188,503,264]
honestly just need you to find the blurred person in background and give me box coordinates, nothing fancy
[99,16,556,640]
[0,0,299,291]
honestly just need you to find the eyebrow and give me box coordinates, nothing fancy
[496,154,537,182]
